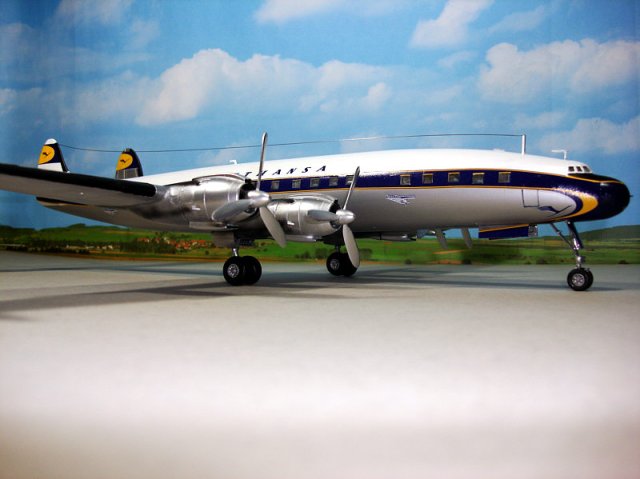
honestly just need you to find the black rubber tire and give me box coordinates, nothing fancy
[567,268,593,291]
[339,252,357,277]
[584,268,594,290]
[326,252,343,276]
[242,256,262,285]
[223,257,246,286]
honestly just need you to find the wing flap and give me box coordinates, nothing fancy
[0,163,162,207]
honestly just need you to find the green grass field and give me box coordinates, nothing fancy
[1,224,639,265]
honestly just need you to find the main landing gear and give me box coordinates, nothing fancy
[326,250,358,277]
[551,221,594,291]
[222,247,359,285]
[222,249,262,286]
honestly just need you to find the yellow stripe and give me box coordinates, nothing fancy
[38,145,55,165]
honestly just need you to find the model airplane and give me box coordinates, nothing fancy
[0,133,630,290]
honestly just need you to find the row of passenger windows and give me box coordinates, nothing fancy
[268,171,511,191]
[401,171,511,186]
[269,175,355,191]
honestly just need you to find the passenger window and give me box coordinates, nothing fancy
[472,172,484,185]
[448,172,460,184]
[271,180,279,191]
[422,173,434,184]
[329,176,339,187]
[498,171,511,183]
[400,174,411,186]
[310,178,320,188]
[292,179,301,189]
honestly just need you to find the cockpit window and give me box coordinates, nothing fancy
[569,165,593,175]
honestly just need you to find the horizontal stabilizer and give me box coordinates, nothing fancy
[479,224,538,240]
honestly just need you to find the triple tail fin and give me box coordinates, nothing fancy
[116,148,144,179]
[38,139,69,172]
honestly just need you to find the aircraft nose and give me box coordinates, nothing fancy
[597,179,631,219]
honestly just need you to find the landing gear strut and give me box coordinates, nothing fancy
[222,248,262,286]
[551,221,594,291]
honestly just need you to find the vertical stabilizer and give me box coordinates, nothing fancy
[38,139,69,172]
[116,148,144,179]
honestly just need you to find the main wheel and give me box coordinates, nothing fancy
[326,252,343,276]
[223,257,246,286]
[243,256,262,285]
[567,268,593,291]
[326,252,358,277]
[339,252,357,277]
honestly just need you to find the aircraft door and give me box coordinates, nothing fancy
[522,189,539,207]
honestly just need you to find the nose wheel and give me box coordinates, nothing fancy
[567,268,594,291]
[551,221,594,291]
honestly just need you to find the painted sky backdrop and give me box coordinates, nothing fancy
[1,0,638,229]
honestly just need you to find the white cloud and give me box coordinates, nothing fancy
[438,51,476,69]
[479,39,640,103]
[129,19,160,50]
[255,0,405,23]
[410,0,493,49]
[56,0,134,25]
[489,5,548,34]
[69,72,153,125]
[515,111,567,130]
[539,116,640,155]
[137,49,392,126]
[0,88,18,116]
[255,0,342,23]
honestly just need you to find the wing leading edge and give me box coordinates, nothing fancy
[0,162,163,207]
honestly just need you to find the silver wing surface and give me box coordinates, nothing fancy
[0,163,163,207]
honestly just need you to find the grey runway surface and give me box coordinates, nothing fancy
[1,251,639,479]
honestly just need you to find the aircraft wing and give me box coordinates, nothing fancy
[0,162,163,207]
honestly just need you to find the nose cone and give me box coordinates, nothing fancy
[595,179,631,220]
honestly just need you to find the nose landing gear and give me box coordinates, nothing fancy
[550,221,594,291]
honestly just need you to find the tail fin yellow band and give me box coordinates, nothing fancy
[38,139,69,172]
[116,148,144,179]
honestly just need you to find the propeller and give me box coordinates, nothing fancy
[212,132,286,247]
[308,166,360,268]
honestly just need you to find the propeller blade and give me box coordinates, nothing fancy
[343,166,360,209]
[212,199,253,222]
[257,132,268,191]
[461,227,473,249]
[435,228,448,249]
[342,224,360,269]
[260,206,287,248]
[307,209,339,222]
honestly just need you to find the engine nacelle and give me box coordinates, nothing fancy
[269,195,338,239]
[168,175,252,224]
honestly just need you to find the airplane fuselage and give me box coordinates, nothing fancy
[42,148,630,238]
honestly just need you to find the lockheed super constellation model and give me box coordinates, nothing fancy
[0,133,630,290]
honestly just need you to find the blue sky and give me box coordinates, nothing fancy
[0,0,638,229]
